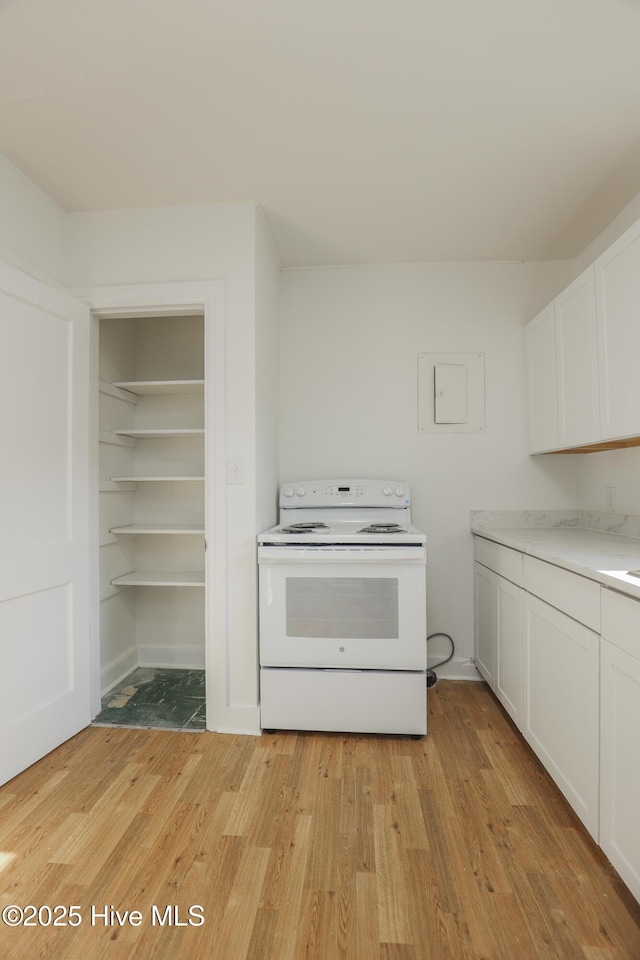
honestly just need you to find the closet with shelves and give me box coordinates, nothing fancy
[98,313,206,716]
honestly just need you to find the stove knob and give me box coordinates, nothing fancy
[395,485,406,498]
[283,485,295,498]
[295,485,306,498]
[383,485,393,497]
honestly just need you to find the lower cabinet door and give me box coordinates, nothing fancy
[600,638,640,901]
[474,562,496,688]
[496,576,523,725]
[523,594,600,839]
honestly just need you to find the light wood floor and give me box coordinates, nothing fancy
[0,680,638,960]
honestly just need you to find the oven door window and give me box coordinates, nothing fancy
[286,576,399,640]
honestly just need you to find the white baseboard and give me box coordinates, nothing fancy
[101,648,138,695]
[432,657,484,682]
[215,704,261,736]
[101,645,206,695]
[137,644,205,670]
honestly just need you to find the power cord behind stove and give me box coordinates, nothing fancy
[426,632,455,688]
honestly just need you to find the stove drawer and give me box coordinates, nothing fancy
[260,667,427,735]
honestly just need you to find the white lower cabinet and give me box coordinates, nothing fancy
[600,590,640,902]
[523,593,600,839]
[474,561,497,688]
[474,538,523,725]
[495,575,523,726]
[473,535,640,901]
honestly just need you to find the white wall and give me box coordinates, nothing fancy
[66,201,275,733]
[279,263,581,671]
[573,188,640,278]
[576,447,640,516]
[8,132,639,702]
[0,153,67,283]
[0,172,282,733]
[254,207,281,535]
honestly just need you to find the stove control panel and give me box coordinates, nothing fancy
[279,479,411,508]
[323,484,366,499]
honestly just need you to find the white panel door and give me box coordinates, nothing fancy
[0,262,91,786]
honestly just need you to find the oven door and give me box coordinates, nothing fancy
[258,546,427,670]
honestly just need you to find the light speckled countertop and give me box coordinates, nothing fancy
[470,510,640,602]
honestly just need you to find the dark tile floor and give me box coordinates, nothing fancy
[93,667,206,731]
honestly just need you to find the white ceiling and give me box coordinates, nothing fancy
[1,0,640,268]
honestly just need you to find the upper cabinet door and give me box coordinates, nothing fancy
[595,219,640,441]
[525,304,558,453]
[555,267,600,448]
[0,262,91,786]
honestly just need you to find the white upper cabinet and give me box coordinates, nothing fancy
[526,214,640,453]
[555,267,600,448]
[594,218,640,441]
[526,304,558,453]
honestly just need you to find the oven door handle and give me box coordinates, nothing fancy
[258,546,426,563]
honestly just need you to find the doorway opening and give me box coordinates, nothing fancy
[96,312,206,731]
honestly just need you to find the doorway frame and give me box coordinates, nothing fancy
[73,280,226,732]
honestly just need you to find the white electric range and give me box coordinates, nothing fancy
[258,479,427,736]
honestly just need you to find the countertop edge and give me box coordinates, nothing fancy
[471,525,640,602]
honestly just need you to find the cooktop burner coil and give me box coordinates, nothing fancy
[280,521,329,534]
[358,522,407,534]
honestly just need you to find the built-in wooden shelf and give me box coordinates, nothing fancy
[551,435,640,454]
[110,523,205,535]
[111,428,204,439]
[100,480,136,492]
[99,533,119,547]
[112,380,204,395]
[111,570,205,587]
[99,430,136,447]
[99,380,137,404]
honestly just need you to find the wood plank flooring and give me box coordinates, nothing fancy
[0,680,638,960]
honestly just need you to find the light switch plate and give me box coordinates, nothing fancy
[227,457,244,484]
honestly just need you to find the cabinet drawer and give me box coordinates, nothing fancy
[474,537,523,586]
[524,555,600,631]
[601,589,640,660]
